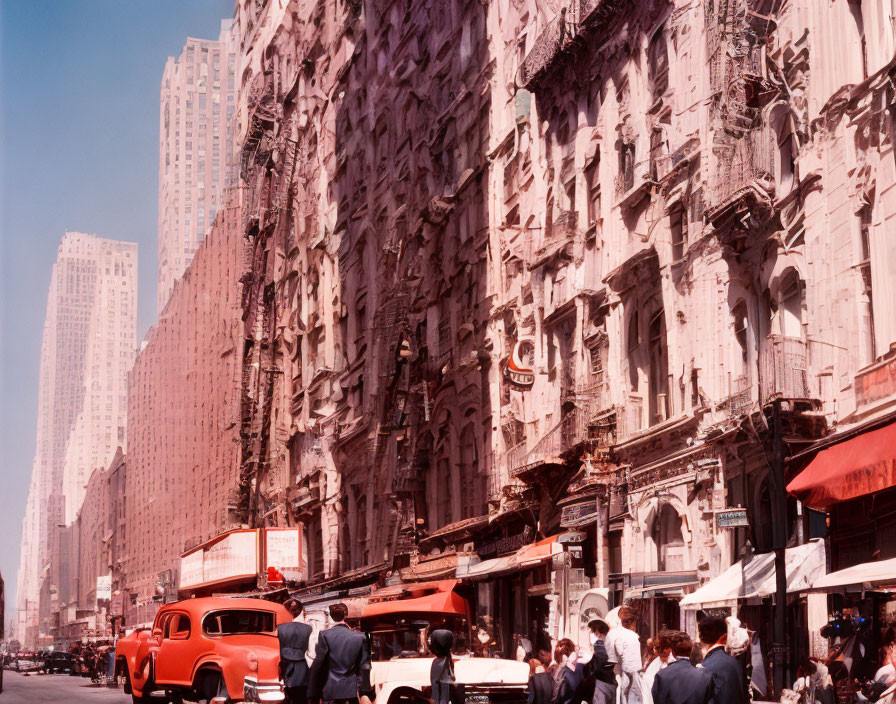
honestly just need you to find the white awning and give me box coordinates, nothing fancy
[680,539,825,608]
[808,556,896,592]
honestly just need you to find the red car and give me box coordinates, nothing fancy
[116,597,291,703]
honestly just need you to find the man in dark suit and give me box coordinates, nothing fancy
[309,603,374,704]
[279,600,313,704]
[698,617,747,704]
[587,619,616,704]
[651,631,714,704]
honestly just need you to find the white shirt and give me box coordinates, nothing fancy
[604,626,642,674]
[876,663,896,686]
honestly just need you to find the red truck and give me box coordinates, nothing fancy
[115,597,291,703]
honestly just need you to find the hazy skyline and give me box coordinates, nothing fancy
[0,0,232,624]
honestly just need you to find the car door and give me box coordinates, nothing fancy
[154,611,195,687]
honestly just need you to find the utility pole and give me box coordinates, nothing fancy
[768,399,790,696]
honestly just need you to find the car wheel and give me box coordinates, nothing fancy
[198,671,229,704]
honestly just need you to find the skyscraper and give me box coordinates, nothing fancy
[16,233,137,647]
[157,19,237,312]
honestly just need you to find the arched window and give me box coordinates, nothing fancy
[652,503,684,571]
[769,105,796,194]
[779,271,803,339]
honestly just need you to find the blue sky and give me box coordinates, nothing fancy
[0,0,232,628]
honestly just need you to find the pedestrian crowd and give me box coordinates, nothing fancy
[523,607,750,704]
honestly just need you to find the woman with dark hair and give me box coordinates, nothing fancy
[429,629,457,704]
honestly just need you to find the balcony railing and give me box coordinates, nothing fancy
[720,374,753,416]
[505,441,529,476]
[518,1,604,87]
[708,124,775,215]
[761,335,811,402]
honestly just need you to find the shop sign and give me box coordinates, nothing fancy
[561,501,599,528]
[476,530,530,559]
[179,529,259,589]
[265,527,302,580]
[716,508,749,529]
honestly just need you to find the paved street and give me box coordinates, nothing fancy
[1,671,130,704]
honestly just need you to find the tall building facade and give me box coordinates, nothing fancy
[124,202,243,626]
[62,243,138,524]
[16,233,137,647]
[157,19,238,312]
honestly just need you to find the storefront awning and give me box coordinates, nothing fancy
[807,556,896,593]
[787,420,896,509]
[363,580,468,618]
[457,535,562,580]
[680,539,825,608]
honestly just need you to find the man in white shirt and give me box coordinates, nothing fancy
[604,607,643,704]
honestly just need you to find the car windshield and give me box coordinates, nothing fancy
[202,609,276,636]
[363,614,467,660]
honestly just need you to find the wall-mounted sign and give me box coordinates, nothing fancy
[180,529,259,589]
[477,530,530,559]
[716,508,749,529]
[561,501,599,528]
[265,527,302,582]
[504,340,535,387]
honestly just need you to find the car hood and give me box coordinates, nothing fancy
[373,657,529,687]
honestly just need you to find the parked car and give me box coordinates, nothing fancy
[45,651,75,674]
[115,597,291,703]
[345,580,530,704]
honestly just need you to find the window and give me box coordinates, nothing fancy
[564,177,576,214]
[648,309,670,424]
[163,612,191,639]
[647,27,669,102]
[652,503,684,571]
[770,106,796,193]
[619,140,636,193]
[848,0,868,79]
[670,204,688,261]
[733,300,749,377]
[585,158,600,225]
[858,203,876,362]
[202,610,275,636]
[779,271,803,338]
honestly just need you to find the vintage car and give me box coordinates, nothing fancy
[347,580,530,704]
[115,597,291,703]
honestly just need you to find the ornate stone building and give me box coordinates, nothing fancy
[229,0,896,660]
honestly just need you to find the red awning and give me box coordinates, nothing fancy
[362,580,469,618]
[787,420,896,509]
